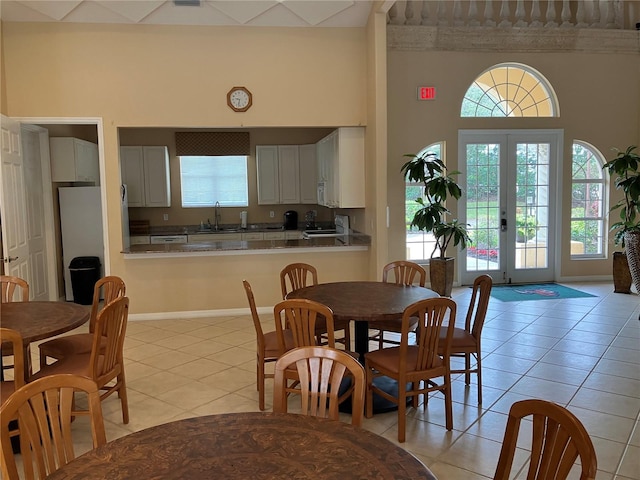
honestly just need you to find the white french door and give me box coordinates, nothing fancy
[459,130,562,285]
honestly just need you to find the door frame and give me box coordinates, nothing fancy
[458,129,563,285]
[13,117,108,300]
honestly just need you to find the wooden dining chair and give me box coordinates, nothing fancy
[273,346,366,427]
[0,374,107,480]
[438,274,492,404]
[0,276,29,303]
[369,261,427,349]
[31,296,130,424]
[39,276,126,368]
[243,280,294,411]
[0,329,25,406]
[364,297,456,443]
[1,276,31,376]
[279,263,351,349]
[494,399,597,480]
[274,298,337,350]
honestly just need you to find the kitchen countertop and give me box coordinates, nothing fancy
[137,222,335,236]
[123,233,371,258]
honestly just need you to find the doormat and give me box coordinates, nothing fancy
[490,283,596,302]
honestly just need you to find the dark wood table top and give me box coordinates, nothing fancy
[1,301,90,345]
[47,412,437,480]
[286,281,439,322]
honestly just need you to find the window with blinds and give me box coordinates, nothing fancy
[176,132,250,208]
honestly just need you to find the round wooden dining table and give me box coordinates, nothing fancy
[1,301,90,380]
[46,412,437,479]
[1,301,91,345]
[286,281,439,358]
[286,281,439,413]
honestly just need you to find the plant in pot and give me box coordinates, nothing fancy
[602,145,640,294]
[401,151,472,296]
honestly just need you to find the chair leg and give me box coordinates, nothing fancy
[118,373,129,424]
[464,353,471,385]
[365,363,374,419]
[257,357,265,411]
[476,353,482,405]
[398,389,407,443]
[444,374,453,431]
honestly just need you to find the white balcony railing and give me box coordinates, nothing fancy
[387,1,638,30]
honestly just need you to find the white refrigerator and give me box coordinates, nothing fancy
[58,186,105,301]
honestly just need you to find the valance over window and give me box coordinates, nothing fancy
[175,132,250,156]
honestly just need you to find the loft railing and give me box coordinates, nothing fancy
[387,1,638,30]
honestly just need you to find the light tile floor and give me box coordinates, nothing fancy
[26,282,640,479]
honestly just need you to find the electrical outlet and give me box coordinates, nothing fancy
[163,214,169,221]
[270,211,275,218]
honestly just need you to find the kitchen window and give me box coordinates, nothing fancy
[180,155,249,207]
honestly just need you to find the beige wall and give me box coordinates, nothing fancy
[387,49,640,281]
[2,22,374,313]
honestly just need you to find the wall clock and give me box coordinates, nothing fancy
[227,86,252,112]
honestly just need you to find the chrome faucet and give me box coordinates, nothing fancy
[214,201,221,230]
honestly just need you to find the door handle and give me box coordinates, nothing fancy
[501,219,507,232]
[2,256,19,263]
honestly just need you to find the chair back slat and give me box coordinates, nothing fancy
[274,346,365,426]
[0,328,25,393]
[280,263,318,299]
[91,297,129,384]
[411,298,456,370]
[0,276,29,303]
[90,276,126,334]
[382,261,426,287]
[467,274,492,337]
[0,374,106,480]
[274,299,335,349]
[494,399,597,480]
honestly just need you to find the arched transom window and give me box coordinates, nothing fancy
[461,63,559,117]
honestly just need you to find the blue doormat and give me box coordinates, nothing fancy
[490,283,596,302]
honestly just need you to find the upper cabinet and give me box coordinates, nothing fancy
[316,127,365,208]
[257,145,317,205]
[50,137,99,184]
[120,146,171,207]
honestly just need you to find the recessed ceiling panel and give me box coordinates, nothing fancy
[284,0,353,26]
[14,0,82,21]
[206,1,277,25]
[97,1,165,23]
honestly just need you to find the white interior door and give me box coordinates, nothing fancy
[459,130,561,285]
[21,126,51,301]
[1,115,30,287]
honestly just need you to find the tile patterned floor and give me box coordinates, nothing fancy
[26,282,640,479]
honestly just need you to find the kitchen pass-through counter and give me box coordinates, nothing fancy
[123,233,371,259]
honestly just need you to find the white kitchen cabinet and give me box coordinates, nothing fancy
[188,233,242,242]
[256,145,301,205]
[50,137,99,184]
[242,232,264,241]
[285,230,304,240]
[316,127,365,208]
[299,144,317,204]
[264,231,285,240]
[130,235,151,245]
[120,146,171,207]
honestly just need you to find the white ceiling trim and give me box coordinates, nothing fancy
[0,0,376,27]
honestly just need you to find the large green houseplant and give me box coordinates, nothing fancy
[401,151,471,296]
[602,145,640,294]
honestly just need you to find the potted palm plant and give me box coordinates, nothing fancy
[602,145,640,294]
[401,151,472,296]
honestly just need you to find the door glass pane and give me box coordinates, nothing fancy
[515,143,549,269]
[466,143,501,271]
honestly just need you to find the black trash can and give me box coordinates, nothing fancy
[69,256,101,305]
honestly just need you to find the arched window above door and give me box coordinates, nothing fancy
[461,63,559,117]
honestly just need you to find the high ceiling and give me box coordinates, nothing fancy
[0,0,377,28]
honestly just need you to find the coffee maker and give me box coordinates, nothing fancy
[283,210,298,230]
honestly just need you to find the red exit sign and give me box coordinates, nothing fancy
[418,86,436,100]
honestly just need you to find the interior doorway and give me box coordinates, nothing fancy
[2,116,107,301]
